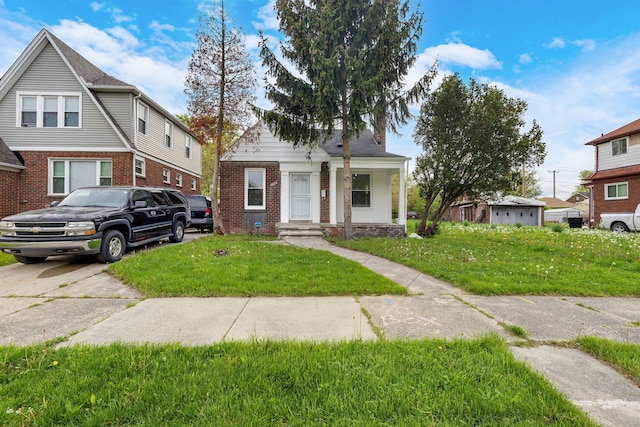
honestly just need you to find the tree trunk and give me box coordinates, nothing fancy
[210,147,226,235]
[343,134,352,239]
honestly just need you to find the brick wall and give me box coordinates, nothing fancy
[1,151,200,218]
[220,161,280,234]
[0,170,22,219]
[320,162,330,222]
[591,175,640,225]
[138,158,200,195]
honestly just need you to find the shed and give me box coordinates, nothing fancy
[486,196,546,226]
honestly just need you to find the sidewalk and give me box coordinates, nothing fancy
[1,235,639,426]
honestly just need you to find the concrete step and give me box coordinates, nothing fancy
[277,223,324,238]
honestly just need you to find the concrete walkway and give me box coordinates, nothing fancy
[1,234,639,426]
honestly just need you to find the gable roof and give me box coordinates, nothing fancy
[0,28,194,143]
[586,117,640,146]
[486,195,546,207]
[321,129,407,159]
[0,137,24,171]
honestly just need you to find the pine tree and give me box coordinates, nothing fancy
[257,0,435,239]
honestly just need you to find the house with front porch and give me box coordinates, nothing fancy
[583,117,640,225]
[220,124,408,237]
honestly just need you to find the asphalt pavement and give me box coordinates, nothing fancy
[0,233,639,426]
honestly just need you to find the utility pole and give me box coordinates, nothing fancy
[548,170,559,198]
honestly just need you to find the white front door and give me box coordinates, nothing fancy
[290,173,311,220]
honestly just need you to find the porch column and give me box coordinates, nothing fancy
[311,171,321,223]
[280,170,290,223]
[330,164,338,224]
[397,160,407,226]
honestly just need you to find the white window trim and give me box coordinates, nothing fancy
[165,120,173,149]
[16,92,82,128]
[611,137,628,156]
[352,173,371,208]
[604,181,628,200]
[135,157,146,177]
[191,178,197,191]
[245,168,266,210]
[176,173,183,187]
[48,158,112,195]
[137,101,149,135]
[162,168,171,184]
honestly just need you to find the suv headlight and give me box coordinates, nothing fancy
[66,221,97,236]
[0,220,16,237]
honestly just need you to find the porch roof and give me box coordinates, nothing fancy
[322,129,408,159]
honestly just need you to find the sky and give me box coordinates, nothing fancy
[2,0,640,200]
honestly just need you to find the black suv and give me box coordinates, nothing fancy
[0,186,191,264]
[186,194,213,233]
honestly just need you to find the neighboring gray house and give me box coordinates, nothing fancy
[451,196,546,226]
[0,28,202,219]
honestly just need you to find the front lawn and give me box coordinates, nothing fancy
[108,235,407,297]
[333,223,640,296]
[0,335,595,426]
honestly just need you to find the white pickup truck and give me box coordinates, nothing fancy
[599,204,640,232]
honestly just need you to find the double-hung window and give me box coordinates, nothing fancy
[137,102,148,134]
[18,92,81,128]
[135,157,146,176]
[50,159,112,195]
[185,135,192,158]
[245,169,265,210]
[352,173,371,207]
[165,120,173,148]
[163,169,171,184]
[176,173,183,187]
[611,138,627,156]
[605,182,628,200]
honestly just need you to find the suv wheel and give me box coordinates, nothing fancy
[169,221,185,243]
[97,230,125,263]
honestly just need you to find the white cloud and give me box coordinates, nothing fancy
[574,39,596,52]
[519,53,533,64]
[90,2,105,12]
[421,42,502,70]
[546,37,566,49]
[253,0,278,31]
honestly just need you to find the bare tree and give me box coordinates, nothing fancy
[185,0,256,234]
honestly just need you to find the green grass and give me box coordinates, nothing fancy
[0,252,14,266]
[0,335,595,426]
[334,222,640,296]
[574,336,640,386]
[108,235,407,297]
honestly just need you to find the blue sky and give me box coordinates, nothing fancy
[2,0,640,199]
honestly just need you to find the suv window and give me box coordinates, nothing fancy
[186,195,208,208]
[166,190,187,205]
[150,190,168,206]
[132,189,157,207]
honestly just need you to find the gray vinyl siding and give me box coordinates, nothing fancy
[135,104,201,175]
[597,133,640,171]
[95,92,134,142]
[0,43,126,150]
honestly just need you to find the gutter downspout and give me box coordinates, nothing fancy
[132,92,142,186]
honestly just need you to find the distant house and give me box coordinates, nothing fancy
[220,124,409,237]
[583,118,640,225]
[0,29,202,219]
[450,196,545,226]
[538,197,574,209]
